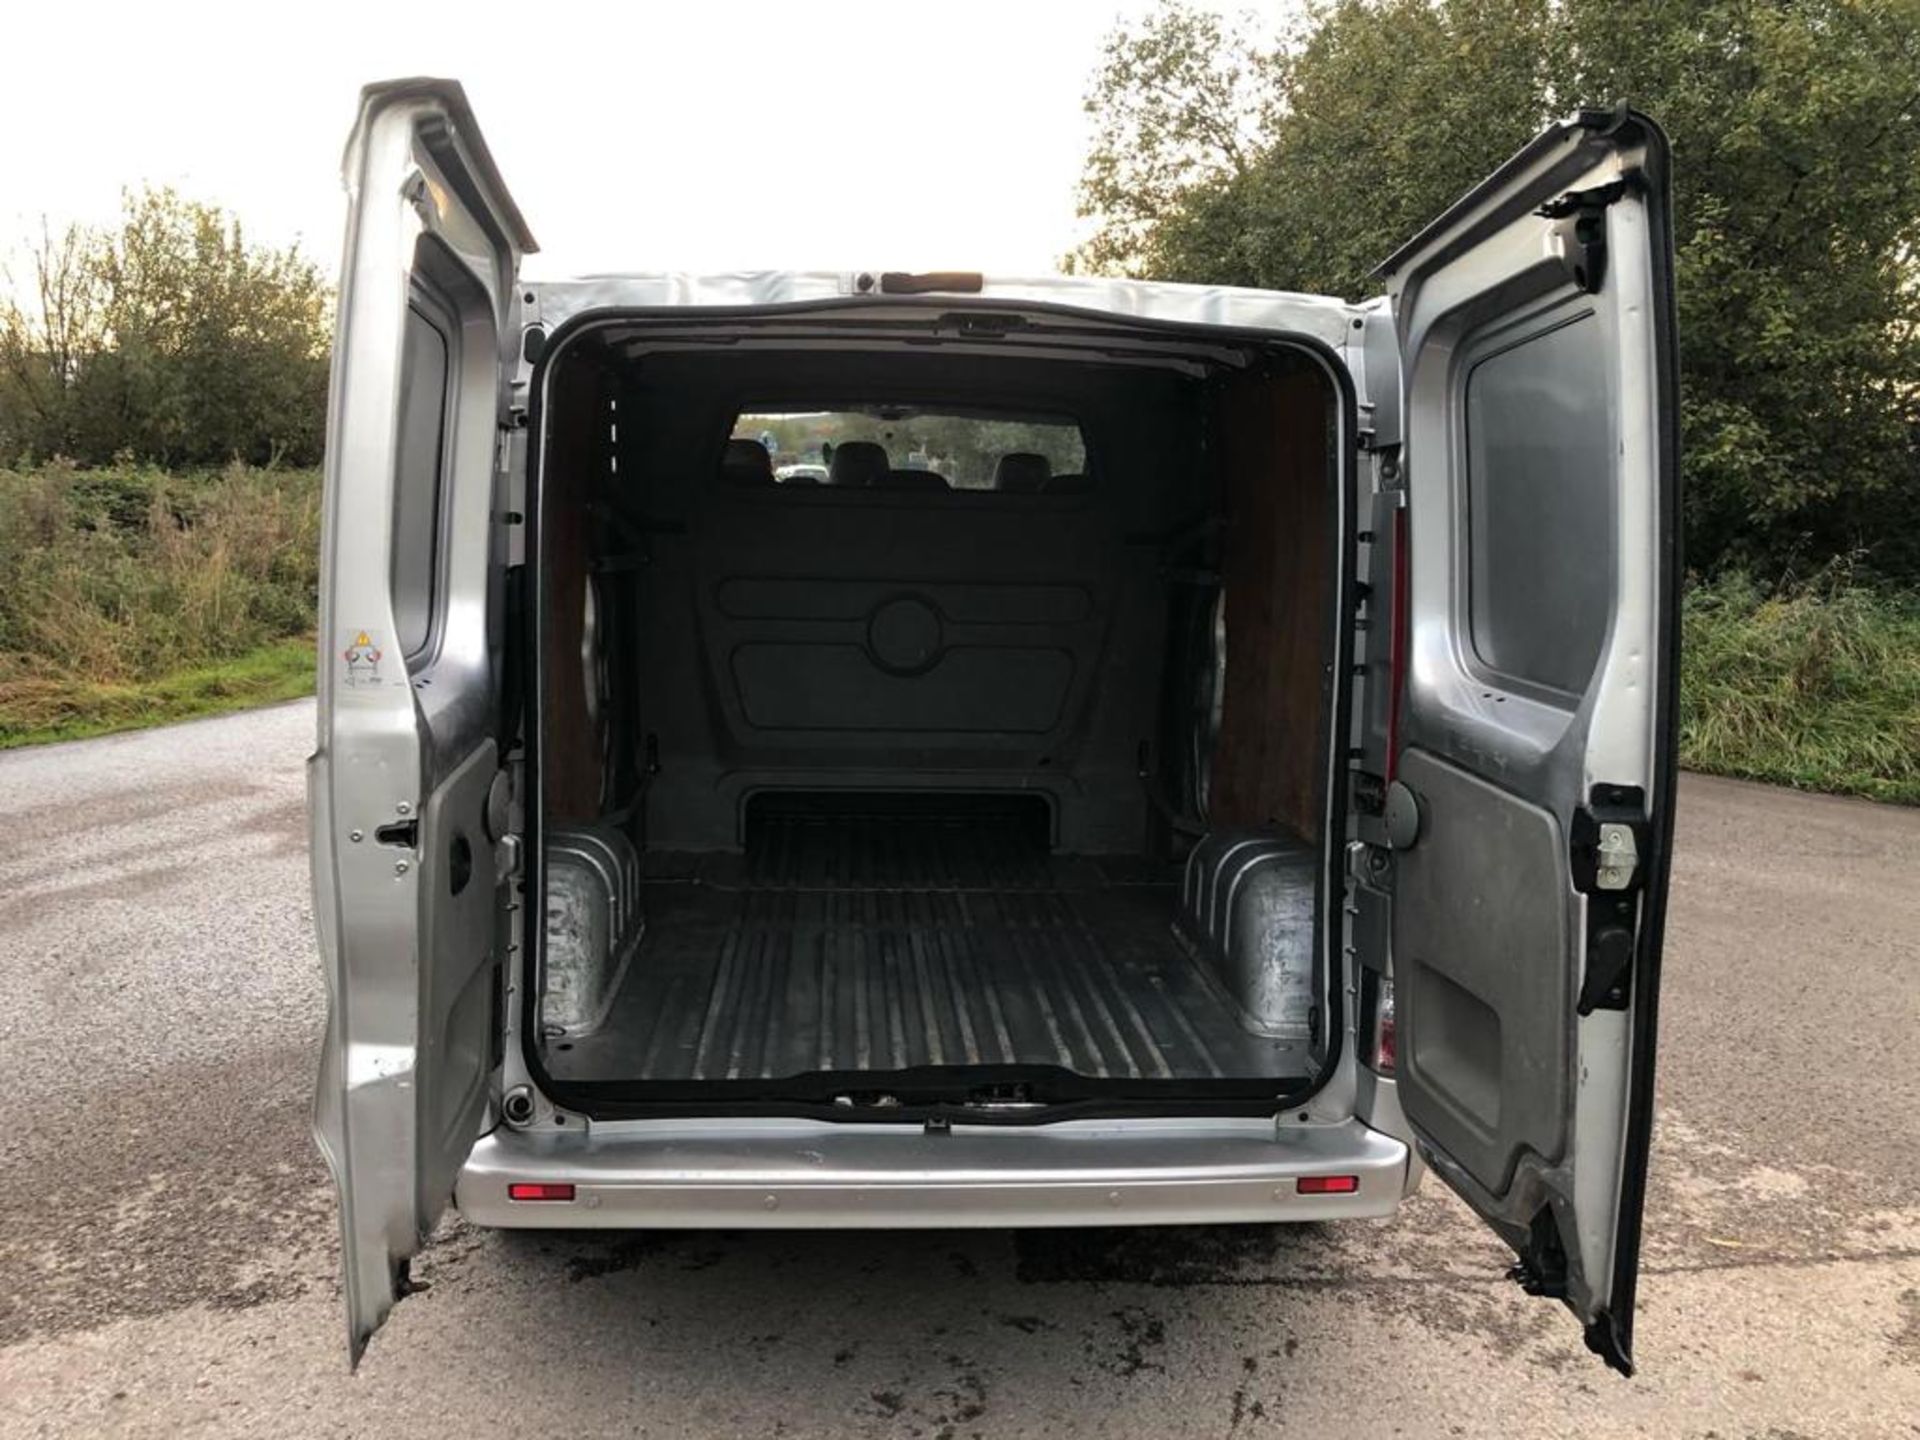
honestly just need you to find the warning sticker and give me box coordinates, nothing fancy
[340,630,386,688]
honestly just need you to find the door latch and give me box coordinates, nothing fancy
[1571,785,1649,1013]
[374,819,419,849]
[1593,823,1639,891]
[1570,786,1646,897]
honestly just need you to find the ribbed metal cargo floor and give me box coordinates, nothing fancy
[547,810,1310,1084]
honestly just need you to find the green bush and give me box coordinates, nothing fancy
[1680,575,1920,804]
[1,188,330,469]
[0,461,320,742]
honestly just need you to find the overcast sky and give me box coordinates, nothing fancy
[0,0,1285,282]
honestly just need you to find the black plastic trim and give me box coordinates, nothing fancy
[1590,106,1681,1380]
[879,271,986,295]
[546,1065,1322,1126]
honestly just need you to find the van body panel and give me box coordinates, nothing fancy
[455,1117,1408,1228]
[311,78,528,1367]
[1377,108,1679,1374]
[312,81,1675,1376]
[520,273,1358,353]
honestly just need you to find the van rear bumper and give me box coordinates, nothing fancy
[455,1117,1409,1229]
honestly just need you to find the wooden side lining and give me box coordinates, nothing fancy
[543,354,606,823]
[1207,365,1334,840]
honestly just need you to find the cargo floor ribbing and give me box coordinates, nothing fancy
[545,808,1310,1085]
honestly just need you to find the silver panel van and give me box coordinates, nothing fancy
[310,79,1679,1374]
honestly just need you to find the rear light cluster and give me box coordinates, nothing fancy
[1364,973,1397,1075]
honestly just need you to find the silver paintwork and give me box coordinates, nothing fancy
[520,272,1356,355]
[456,1116,1408,1229]
[311,78,530,1367]
[311,78,1671,1371]
[1381,113,1672,1339]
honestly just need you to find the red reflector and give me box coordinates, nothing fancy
[1297,1175,1360,1195]
[508,1182,576,1202]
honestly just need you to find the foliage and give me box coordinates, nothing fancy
[1681,573,1920,803]
[0,462,321,744]
[0,637,314,749]
[1069,3,1280,279]
[1075,0,1920,584]
[0,188,331,468]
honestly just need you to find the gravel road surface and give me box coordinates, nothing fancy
[1,701,1915,1437]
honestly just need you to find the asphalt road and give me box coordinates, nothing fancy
[1,701,1915,1438]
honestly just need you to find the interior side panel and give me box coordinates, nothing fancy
[1209,364,1335,839]
[542,352,607,823]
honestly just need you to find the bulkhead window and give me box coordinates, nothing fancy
[728,407,1087,492]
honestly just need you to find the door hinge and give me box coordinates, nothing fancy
[496,832,523,883]
[1352,770,1387,817]
[1537,179,1627,295]
[1359,433,1402,459]
[1507,1206,1570,1299]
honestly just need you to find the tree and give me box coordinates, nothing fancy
[0,187,331,468]
[1071,3,1280,277]
[1075,0,1920,583]
[0,220,106,461]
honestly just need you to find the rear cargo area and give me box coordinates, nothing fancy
[547,796,1313,1086]
[529,302,1344,1110]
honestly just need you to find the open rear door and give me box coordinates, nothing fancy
[310,79,535,1364]
[1375,108,1677,1373]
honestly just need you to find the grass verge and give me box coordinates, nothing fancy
[0,637,314,749]
[0,461,320,748]
[1680,576,1920,805]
